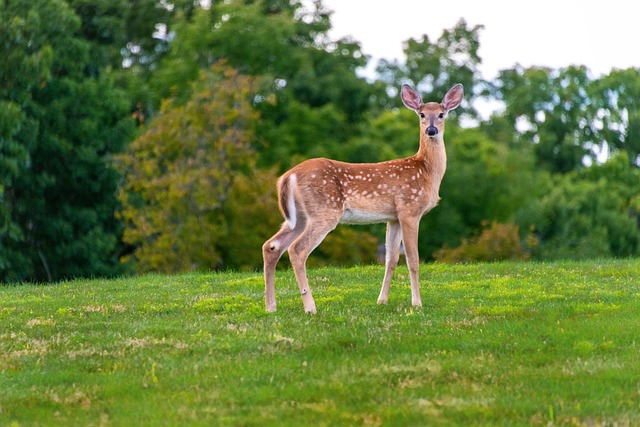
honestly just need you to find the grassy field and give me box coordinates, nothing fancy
[1,259,639,426]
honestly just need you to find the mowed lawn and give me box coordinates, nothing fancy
[1,260,639,426]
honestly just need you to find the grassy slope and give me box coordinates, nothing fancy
[1,259,639,426]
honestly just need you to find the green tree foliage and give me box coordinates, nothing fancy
[516,153,640,259]
[222,168,282,269]
[0,3,50,277]
[434,222,535,263]
[0,0,133,282]
[141,0,378,169]
[496,65,640,172]
[496,66,596,173]
[590,68,640,165]
[117,63,280,272]
[342,109,417,163]
[309,228,379,268]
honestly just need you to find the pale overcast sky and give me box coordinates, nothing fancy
[321,0,639,80]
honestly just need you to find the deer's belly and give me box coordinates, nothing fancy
[339,208,396,225]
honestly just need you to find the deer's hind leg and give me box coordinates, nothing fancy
[288,216,340,314]
[263,220,305,312]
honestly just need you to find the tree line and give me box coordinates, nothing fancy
[1,0,639,282]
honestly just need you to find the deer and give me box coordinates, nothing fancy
[262,83,464,313]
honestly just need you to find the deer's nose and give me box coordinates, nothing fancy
[426,126,438,136]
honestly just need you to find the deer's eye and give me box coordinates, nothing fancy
[420,112,426,119]
[438,112,444,119]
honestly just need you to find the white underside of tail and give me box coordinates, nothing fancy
[286,174,297,230]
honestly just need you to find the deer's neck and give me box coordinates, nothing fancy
[415,135,447,184]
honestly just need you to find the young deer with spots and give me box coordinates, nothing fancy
[262,83,464,313]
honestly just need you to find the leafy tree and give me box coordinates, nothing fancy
[1,0,133,282]
[497,66,575,172]
[222,168,282,270]
[493,65,640,173]
[140,0,378,169]
[589,68,640,165]
[516,153,640,259]
[342,109,417,164]
[117,63,281,272]
[67,0,130,71]
[0,2,50,278]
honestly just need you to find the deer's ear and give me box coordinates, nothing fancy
[442,84,464,113]
[401,84,423,112]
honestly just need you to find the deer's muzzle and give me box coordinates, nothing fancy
[426,126,438,136]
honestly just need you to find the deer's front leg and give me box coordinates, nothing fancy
[378,221,402,304]
[399,216,422,307]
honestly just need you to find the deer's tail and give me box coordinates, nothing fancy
[278,173,297,230]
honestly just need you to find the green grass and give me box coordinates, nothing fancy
[1,259,639,426]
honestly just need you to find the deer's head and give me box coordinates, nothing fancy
[401,84,464,139]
